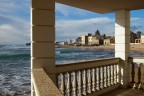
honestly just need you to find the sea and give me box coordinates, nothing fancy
[0,44,144,96]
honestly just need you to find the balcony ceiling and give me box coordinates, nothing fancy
[55,0,144,14]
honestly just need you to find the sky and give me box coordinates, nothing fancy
[0,0,144,44]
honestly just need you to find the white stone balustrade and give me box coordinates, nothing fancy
[130,58,144,90]
[56,58,120,96]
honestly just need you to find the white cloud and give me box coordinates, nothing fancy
[0,15,30,44]
[0,0,30,44]
[56,16,144,41]
[55,3,115,41]
[56,17,115,41]
[0,1,143,44]
[0,0,30,16]
[131,18,144,32]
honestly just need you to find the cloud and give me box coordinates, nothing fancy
[56,17,115,41]
[131,25,143,32]
[0,0,30,44]
[0,15,30,44]
[0,0,30,17]
[131,18,144,32]
[0,1,143,44]
[56,16,144,41]
[55,3,144,41]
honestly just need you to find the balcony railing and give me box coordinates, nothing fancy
[130,57,144,90]
[56,58,120,96]
[31,57,144,96]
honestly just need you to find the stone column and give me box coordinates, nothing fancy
[31,0,55,95]
[115,10,130,87]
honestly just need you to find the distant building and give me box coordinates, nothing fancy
[69,39,73,44]
[88,36,92,45]
[75,30,116,46]
[130,31,142,43]
[99,38,104,45]
[104,38,115,45]
[81,36,85,45]
[110,37,115,44]
[104,39,110,45]
[141,36,144,44]
[81,36,88,45]
[69,39,75,45]
[135,39,141,43]
[91,36,100,45]
[64,41,69,45]
[76,37,81,45]
[55,41,69,45]
[58,41,65,45]
[130,31,137,43]
[88,33,92,36]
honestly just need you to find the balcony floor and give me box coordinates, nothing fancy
[100,88,144,96]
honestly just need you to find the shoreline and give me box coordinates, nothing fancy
[57,44,144,53]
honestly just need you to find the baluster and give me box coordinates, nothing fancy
[111,65,114,85]
[100,66,104,89]
[60,73,65,94]
[142,73,144,90]
[104,66,107,88]
[138,64,141,83]
[143,72,144,85]
[72,71,76,96]
[117,64,120,83]
[138,63,143,90]
[77,71,82,96]
[82,70,87,95]
[87,69,91,93]
[131,63,135,83]
[92,68,96,92]
[96,67,100,91]
[66,72,70,96]
[114,64,117,84]
[107,66,111,87]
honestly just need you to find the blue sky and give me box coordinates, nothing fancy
[0,0,144,44]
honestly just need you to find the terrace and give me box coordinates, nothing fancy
[31,0,144,96]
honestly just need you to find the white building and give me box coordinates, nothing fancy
[141,36,144,44]
[88,36,92,45]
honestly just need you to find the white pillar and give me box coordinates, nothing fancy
[31,0,55,95]
[115,10,130,87]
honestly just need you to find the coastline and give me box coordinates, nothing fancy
[57,44,144,53]
[130,44,144,53]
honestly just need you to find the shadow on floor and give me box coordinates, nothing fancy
[100,88,144,96]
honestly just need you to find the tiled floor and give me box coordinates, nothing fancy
[101,88,144,96]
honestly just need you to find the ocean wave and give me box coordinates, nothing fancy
[0,54,30,60]
[0,74,31,96]
[0,45,30,54]
[55,50,60,54]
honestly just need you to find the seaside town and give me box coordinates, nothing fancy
[55,29,144,47]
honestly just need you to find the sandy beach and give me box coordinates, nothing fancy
[59,44,144,53]
[130,44,144,53]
